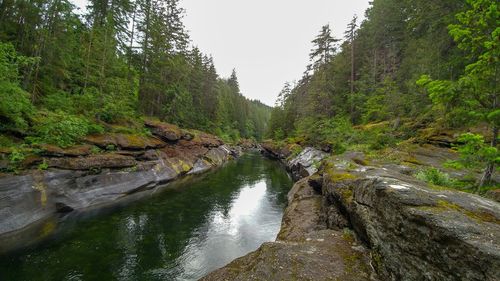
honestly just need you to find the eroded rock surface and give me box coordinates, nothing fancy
[261,144,328,180]
[287,147,328,181]
[0,121,238,254]
[206,145,500,281]
[320,155,500,281]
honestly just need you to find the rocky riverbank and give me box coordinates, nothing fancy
[0,121,240,254]
[202,144,500,280]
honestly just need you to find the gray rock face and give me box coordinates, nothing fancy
[322,162,500,281]
[0,145,234,254]
[0,174,54,235]
[287,147,328,181]
[239,146,500,281]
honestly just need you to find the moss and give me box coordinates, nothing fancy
[402,155,423,165]
[352,158,369,166]
[419,200,500,224]
[342,228,355,243]
[330,172,357,182]
[355,121,390,131]
[371,250,384,274]
[339,188,354,203]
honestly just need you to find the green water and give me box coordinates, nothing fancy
[0,153,292,281]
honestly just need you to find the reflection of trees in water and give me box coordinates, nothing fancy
[0,153,292,281]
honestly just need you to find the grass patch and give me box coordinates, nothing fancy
[415,167,455,187]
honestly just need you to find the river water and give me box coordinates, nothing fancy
[0,153,292,281]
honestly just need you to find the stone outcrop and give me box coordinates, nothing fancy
[205,144,500,281]
[0,121,237,254]
[288,147,328,181]
[144,120,183,142]
[84,133,165,150]
[320,157,500,281]
[261,144,328,180]
[48,153,137,170]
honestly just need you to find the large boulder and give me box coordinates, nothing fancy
[287,147,328,181]
[322,162,500,281]
[144,120,182,142]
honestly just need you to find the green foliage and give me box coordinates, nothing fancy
[446,133,500,170]
[29,112,104,148]
[37,160,49,171]
[267,0,466,146]
[273,128,285,140]
[416,167,455,187]
[9,148,26,165]
[0,43,36,132]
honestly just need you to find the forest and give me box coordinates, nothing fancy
[267,0,499,188]
[0,0,498,188]
[0,0,271,148]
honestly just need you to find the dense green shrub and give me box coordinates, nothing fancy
[28,112,104,147]
[445,133,499,170]
[0,43,36,132]
[416,168,455,187]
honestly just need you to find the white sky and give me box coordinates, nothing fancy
[72,0,371,106]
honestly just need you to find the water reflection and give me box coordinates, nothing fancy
[176,180,282,280]
[0,153,292,281]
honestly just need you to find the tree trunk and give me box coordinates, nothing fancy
[479,125,498,189]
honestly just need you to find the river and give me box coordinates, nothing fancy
[0,153,292,281]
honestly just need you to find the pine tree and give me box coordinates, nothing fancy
[309,24,340,70]
[344,15,357,94]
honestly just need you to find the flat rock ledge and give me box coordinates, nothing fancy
[204,146,500,281]
[0,122,240,254]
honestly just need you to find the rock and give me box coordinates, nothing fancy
[181,130,195,141]
[38,144,93,157]
[277,178,327,241]
[196,132,224,148]
[288,147,328,181]
[261,141,286,159]
[238,138,258,149]
[322,164,500,281]
[84,133,165,150]
[202,177,375,281]
[84,134,117,148]
[204,146,231,166]
[137,150,159,161]
[0,174,54,236]
[0,126,234,254]
[145,120,182,142]
[114,134,165,150]
[426,132,458,147]
[55,202,74,213]
[188,159,213,175]
[0,160,8,170]
[21,155,43,169]
[485,189,500,203]
[201,230,373,281]
[48,154,136,170]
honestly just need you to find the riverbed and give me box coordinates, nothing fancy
[0,153,292,281]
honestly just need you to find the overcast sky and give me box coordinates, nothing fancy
[72,0,371,106]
